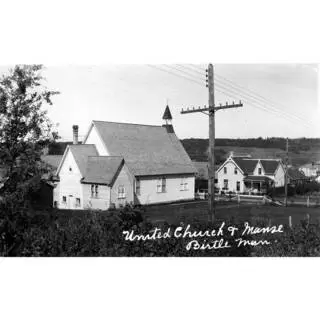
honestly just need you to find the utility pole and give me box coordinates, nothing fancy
[208,64,215,222]
[181,63,243,223]
[284,138,289,206]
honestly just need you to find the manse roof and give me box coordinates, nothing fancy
[232,157,281,175]
[244,175,274,182]
[82,156,124,185]
[260,160,281,175]
[233,157,258,175]
[69,144,98,176]
[92,120,196,176]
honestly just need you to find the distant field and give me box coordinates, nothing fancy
[216,146,320,166]
[181,138,320,167]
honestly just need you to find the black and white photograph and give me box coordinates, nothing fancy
[1,2,320,319]
[0,63,319,257]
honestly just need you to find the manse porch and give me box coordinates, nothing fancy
[243,175,274,195]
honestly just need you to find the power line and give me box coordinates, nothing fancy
[175,64,206,78]
[146,65,205,87]
[215,74,313,126]
[181,64,313,126]
[147,64,314,128]
[214,81,313,128]
[164,64,205,82]
[175,64,314,126]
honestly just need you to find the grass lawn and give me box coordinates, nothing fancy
[48,200,320,227]
[142,201,320,225]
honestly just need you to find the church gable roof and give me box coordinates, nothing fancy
[82,156,124,185]
[68,144,98,176]
[92,120,196,176]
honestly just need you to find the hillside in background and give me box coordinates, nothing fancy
[47,138,320,168]
[181,138,320,167]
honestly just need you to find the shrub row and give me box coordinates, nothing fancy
[2,206,320,257]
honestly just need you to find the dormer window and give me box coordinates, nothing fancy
[258,168,262,175]
[234,168,238,175]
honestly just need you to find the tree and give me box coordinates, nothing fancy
[0,65,59,211]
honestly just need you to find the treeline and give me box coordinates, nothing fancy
[47,138,320,161]
[180,139,227,163]
[48,141,73,155]
[215,137,320,151]
[181,137,320,162]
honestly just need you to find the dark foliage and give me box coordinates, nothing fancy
[0,65,59,210]
[48,141,73,155]
[295,181,320,195]
[1,206,320,257]
[269,181,320,197]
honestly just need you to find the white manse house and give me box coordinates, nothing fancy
[216,155,285,194]
[53,106,196,209]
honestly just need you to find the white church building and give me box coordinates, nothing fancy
[53,106,196,210]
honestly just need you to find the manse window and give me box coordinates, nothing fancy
[157,178,166,193]
[234,168,238,175]
[224,167,227,174]
[118,185,126,199]
[91,184,99,198]
[62,196,67,203]
[223,179,228,190]
[258,168,262,175]
[76,198,81,207]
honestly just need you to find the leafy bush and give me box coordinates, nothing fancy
[295,181,320,195]
[2,205,320,257]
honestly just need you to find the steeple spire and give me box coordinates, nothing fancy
[162,102,174,133]
[162,104,172,124]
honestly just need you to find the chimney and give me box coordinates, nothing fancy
[72,125,79,145]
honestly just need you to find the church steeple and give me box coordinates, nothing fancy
[162,104,173,125]
[162,103,174,133]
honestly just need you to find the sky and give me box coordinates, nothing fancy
[0,64,319,141]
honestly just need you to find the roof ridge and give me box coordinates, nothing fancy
[87,155,123,159]
[93,120,162,128]
[69,144,96,147]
